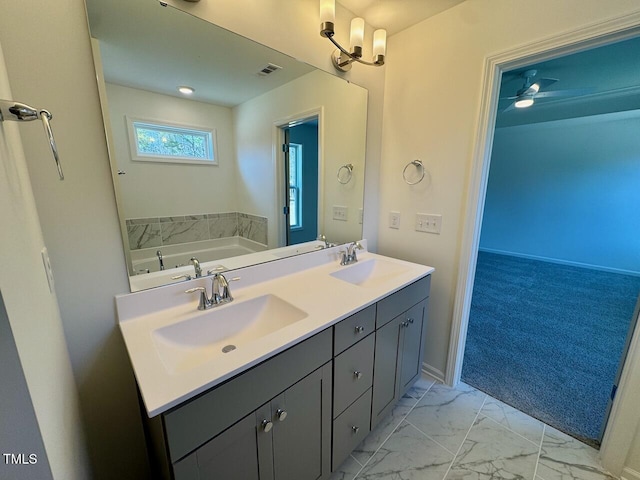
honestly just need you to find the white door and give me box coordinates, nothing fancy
[0,40,87,480]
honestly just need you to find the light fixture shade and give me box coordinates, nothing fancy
[178,86,194,95]
[350,17,365,53]
[373,29,387,57]
[320,0,335,24]
[514,96,534,108]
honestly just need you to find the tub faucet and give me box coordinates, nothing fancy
[340,241,363,266]
[156,250,165,271]
[190,257,202,278]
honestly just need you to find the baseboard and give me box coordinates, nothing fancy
[422,362,445,383]
[622,467,640,480]
[478,248,640,277]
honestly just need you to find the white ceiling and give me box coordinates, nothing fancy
[86,0,315,107]
[338,0,466,36]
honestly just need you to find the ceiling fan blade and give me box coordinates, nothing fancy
[502,101,517,113]
[500,95,519,100]
[536,78,559,90]
[535,88,595,99]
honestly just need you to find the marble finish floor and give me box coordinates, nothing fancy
[332,376,616,480]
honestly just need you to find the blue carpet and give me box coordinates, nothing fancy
[462,251,640,447]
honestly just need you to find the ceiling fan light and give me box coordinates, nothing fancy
[515,96,534,108]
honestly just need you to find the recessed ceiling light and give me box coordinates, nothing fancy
[178,86,195,95]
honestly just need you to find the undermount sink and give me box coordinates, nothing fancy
[152,294,308,374]
[330,258,410,288]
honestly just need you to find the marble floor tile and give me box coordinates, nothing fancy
[352,392,419,465]
[406,375,436,399]
[480,396,544,445]
[536,427,615,480]
[331,455,363,480]
[406,382,486,453]
[357,421,455,480]
[445,414,539,480]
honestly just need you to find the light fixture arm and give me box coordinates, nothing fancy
[325,33,384,70]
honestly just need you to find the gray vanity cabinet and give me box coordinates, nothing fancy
[371,277,430,429]
[147,329,333,480]
[173,366,330,480]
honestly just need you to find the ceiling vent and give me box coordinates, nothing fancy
[257,63,283,76]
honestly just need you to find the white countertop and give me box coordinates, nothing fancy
[116,244,434,417]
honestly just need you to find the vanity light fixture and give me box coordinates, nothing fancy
[320,0,386,72]
[177,86,195,95]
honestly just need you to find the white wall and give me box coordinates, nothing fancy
[378,0,640,473]
[105,83,237,218]
[480,111,640,274]
[0,42,89,480]
[234,69,367,248]
[163,0,385,250]
[0,1,149,478]
[377,0,640,380]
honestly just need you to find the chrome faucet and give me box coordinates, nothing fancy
[190,257,202,278]
[185,273,237,310]
[156,250,165,271]
[340,241,363,266]
[317,234,335,249]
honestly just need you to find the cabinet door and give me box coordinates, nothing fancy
[399,299,428,394]
[272,364,331,480]
[371,315,402,429]
[173,412,262,480]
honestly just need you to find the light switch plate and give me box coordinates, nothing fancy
[333,205,348,221]
[415,213,442,234]
[389,211,401,229]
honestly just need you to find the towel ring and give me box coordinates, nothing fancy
[402,159,425,185]
[337,163,354,184]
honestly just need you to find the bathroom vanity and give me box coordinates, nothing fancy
[116,244,433,479]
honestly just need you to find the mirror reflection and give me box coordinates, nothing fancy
[86,0,368,291]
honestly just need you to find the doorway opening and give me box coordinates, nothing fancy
[459,37,640,448]
[278,115,320,246]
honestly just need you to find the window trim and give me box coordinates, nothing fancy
[126,116,219,166]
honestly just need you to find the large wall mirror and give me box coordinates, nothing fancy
[85,0,368,291]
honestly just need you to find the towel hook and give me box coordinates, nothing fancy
[337,163,353,184]
[402,159,424,185]
[0,100,64,180]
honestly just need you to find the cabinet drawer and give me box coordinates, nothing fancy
[333,333,374,417]
[376,275,431,328]
[334,304,376,355]
[332,389,372,471]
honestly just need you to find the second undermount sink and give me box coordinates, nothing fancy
[152,294,307,374]
[330,258,411,288]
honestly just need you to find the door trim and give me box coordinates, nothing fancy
[273,107,323,249]
[444,10,640,475]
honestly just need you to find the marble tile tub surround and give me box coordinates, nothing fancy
[125,211,267,250]
[332,377,616,480]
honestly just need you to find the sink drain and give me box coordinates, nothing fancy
[222,345,236,353]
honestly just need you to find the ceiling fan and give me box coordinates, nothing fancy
[502,69,592,112]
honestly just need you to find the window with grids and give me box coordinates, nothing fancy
[288,143,302,228]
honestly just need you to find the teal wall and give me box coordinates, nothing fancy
[480,111,640,274]
[289,123,319,245]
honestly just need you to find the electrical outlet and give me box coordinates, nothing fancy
[415,213,442,234]
[333,205,348,221]
[389,211,401,229]
[358,208,363,225]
